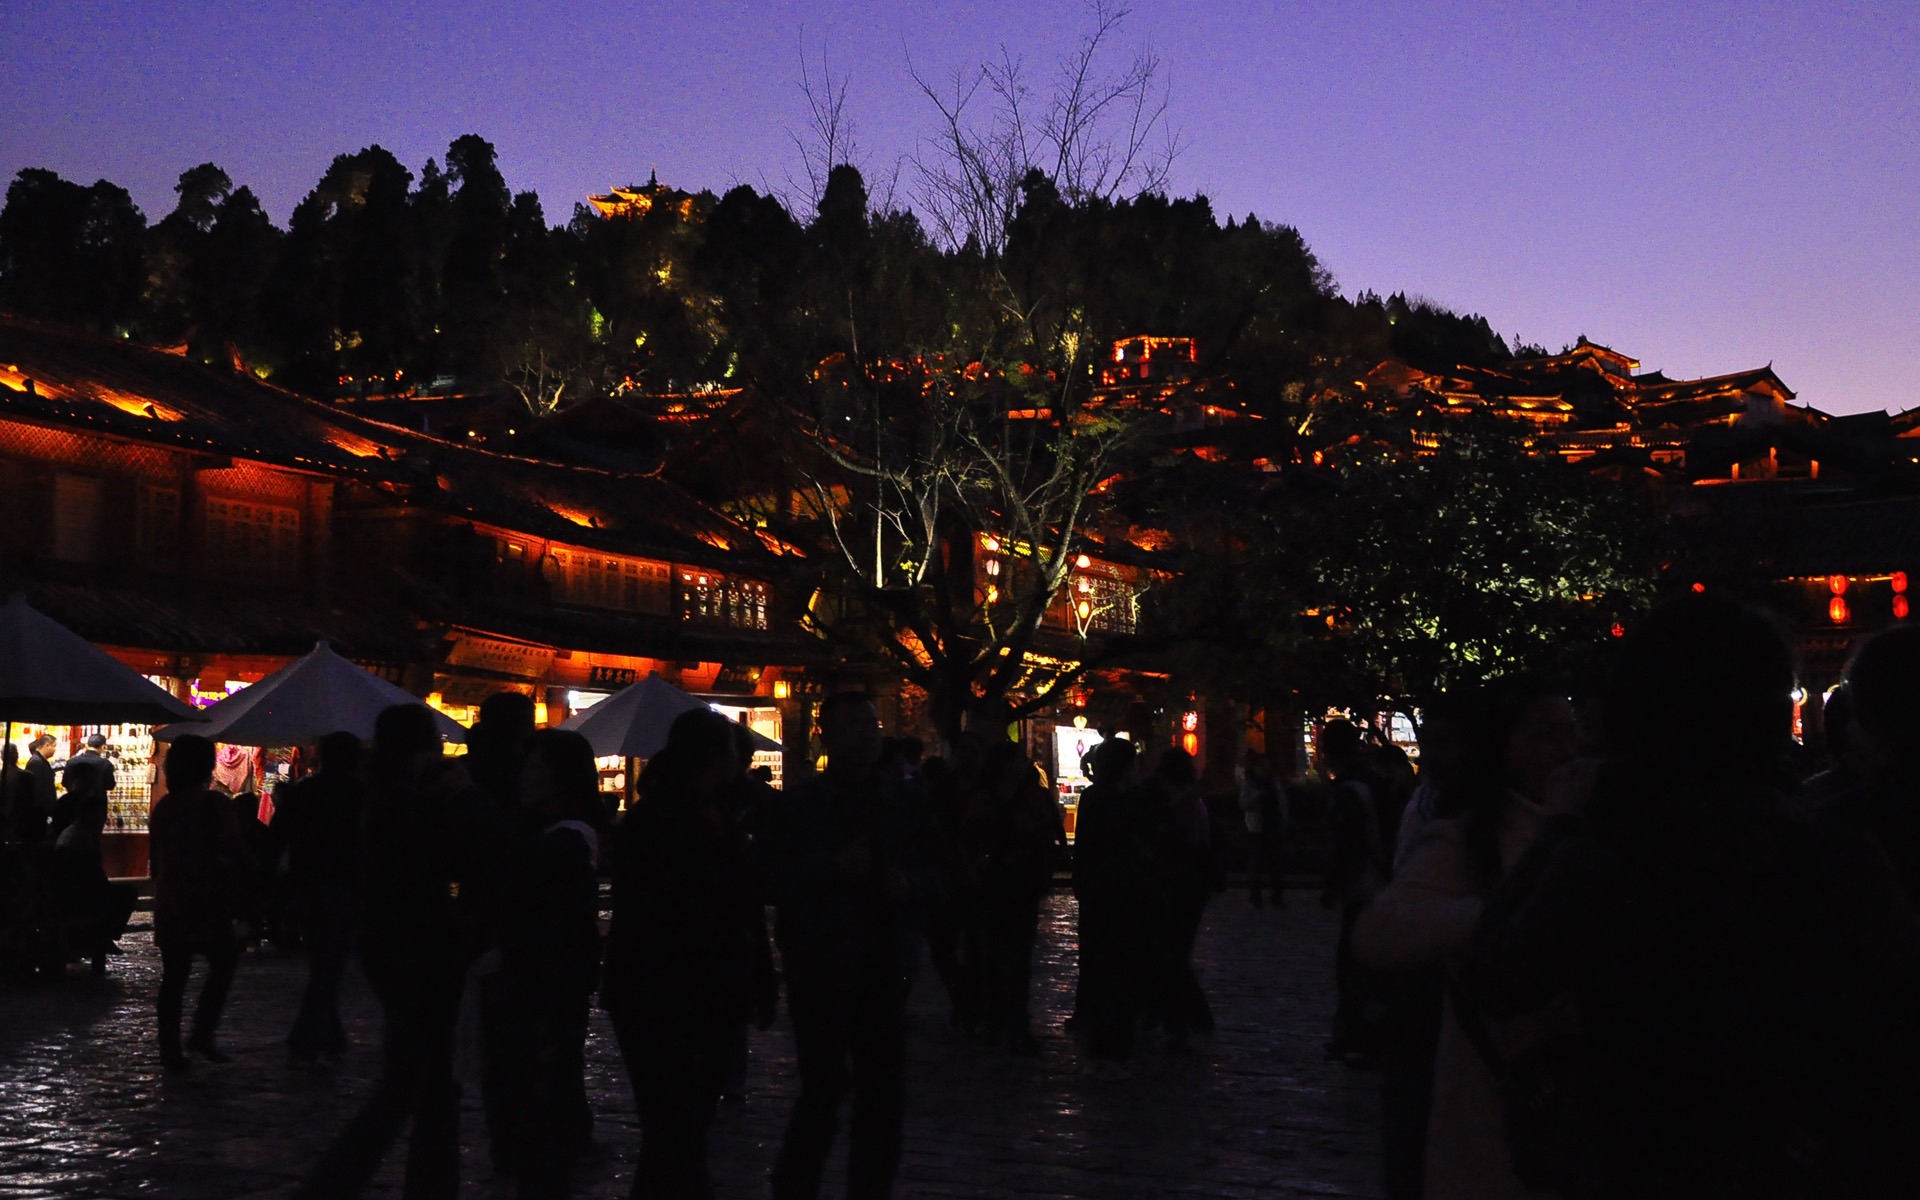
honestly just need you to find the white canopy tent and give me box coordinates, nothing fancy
[154,641,463,747]
[559,672,780,759]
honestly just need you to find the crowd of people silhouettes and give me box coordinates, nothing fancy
[6,590,1918,1198]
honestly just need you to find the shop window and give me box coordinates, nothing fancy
[548,546,671,614]
[1084,574,1138,634]
[204,496,301,576]
[52,473,103,563]
[680,572,770,631]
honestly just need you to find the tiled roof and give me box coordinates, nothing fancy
[0,314,778,571]
[7,579,435,661]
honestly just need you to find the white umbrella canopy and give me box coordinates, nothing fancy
[0,592,200,726]
[154,641,463,747]
[559,672,781,759]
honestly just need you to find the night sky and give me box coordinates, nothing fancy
[3,1,1914,414]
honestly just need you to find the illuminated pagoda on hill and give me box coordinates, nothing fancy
[586,171,707,222]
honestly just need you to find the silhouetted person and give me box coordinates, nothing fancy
[604,709,774,1199]
[1825,627,1920,910]
[922,735,982,1031]
[1368,691,1470,1200]
[1800,684,1864,809]
[228,784,276,944]
[298,704,509,1200]
[463,690,538,1172]
[1138,747,1214,1048]
[962,741,1063,1055]
[497,728,605,1198]
[1460,596,1920,1198]
[1353,677,1578,1200]
[1239,750,1287,907]
[1320,719,1386,1062]
[150,733,251,1071]
[59,732,115,839]
[467,691,537,812]
[720,722,779,1104]
[51,790,136,974]
[1071,735,1147,1078]
[21,734,56,842]
[1,741,29,841]
[759,692,947,1200]
[277,730,367,1065]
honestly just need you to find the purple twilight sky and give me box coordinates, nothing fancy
[3,1,1914,414]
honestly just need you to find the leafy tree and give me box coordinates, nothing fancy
[570,177,721,395]
[263,146,426,392]
[493,191,607,415]
[0,168,147,331]
[1155,403,1659,721]
[434,135,514,377]
[142,163,281,365]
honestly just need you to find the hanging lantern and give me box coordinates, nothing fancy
[1893,571,1909,594]
[1829,574,1849,595]
[1829,596,1850,624]
[1895,595,1911,621]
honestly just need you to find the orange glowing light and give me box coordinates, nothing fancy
[1181,733,1199,756]
[1894,571,1909,594]
[1075,554,1091,569]
[1181,711,1199,733]
[1896,596,1911,620]
[1830,596,1850,624]
[1829,575,1849,596]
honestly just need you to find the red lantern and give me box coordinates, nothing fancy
[1181,711,1199,733]
[1609,622,1626,639]
[1895,595,1911,621]
[1830,575,1849,595]
[1830,596,1850,624]
[1691,582,1706,594]
[1893,571,1909,594]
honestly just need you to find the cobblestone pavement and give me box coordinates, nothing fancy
[0,892,1382,1199]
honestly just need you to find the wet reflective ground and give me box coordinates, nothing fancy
[0,894,1381,1198]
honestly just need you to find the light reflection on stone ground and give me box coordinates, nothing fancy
[0,892,1381,1199]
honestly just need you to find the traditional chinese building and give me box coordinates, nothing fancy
[0,315,825,869]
